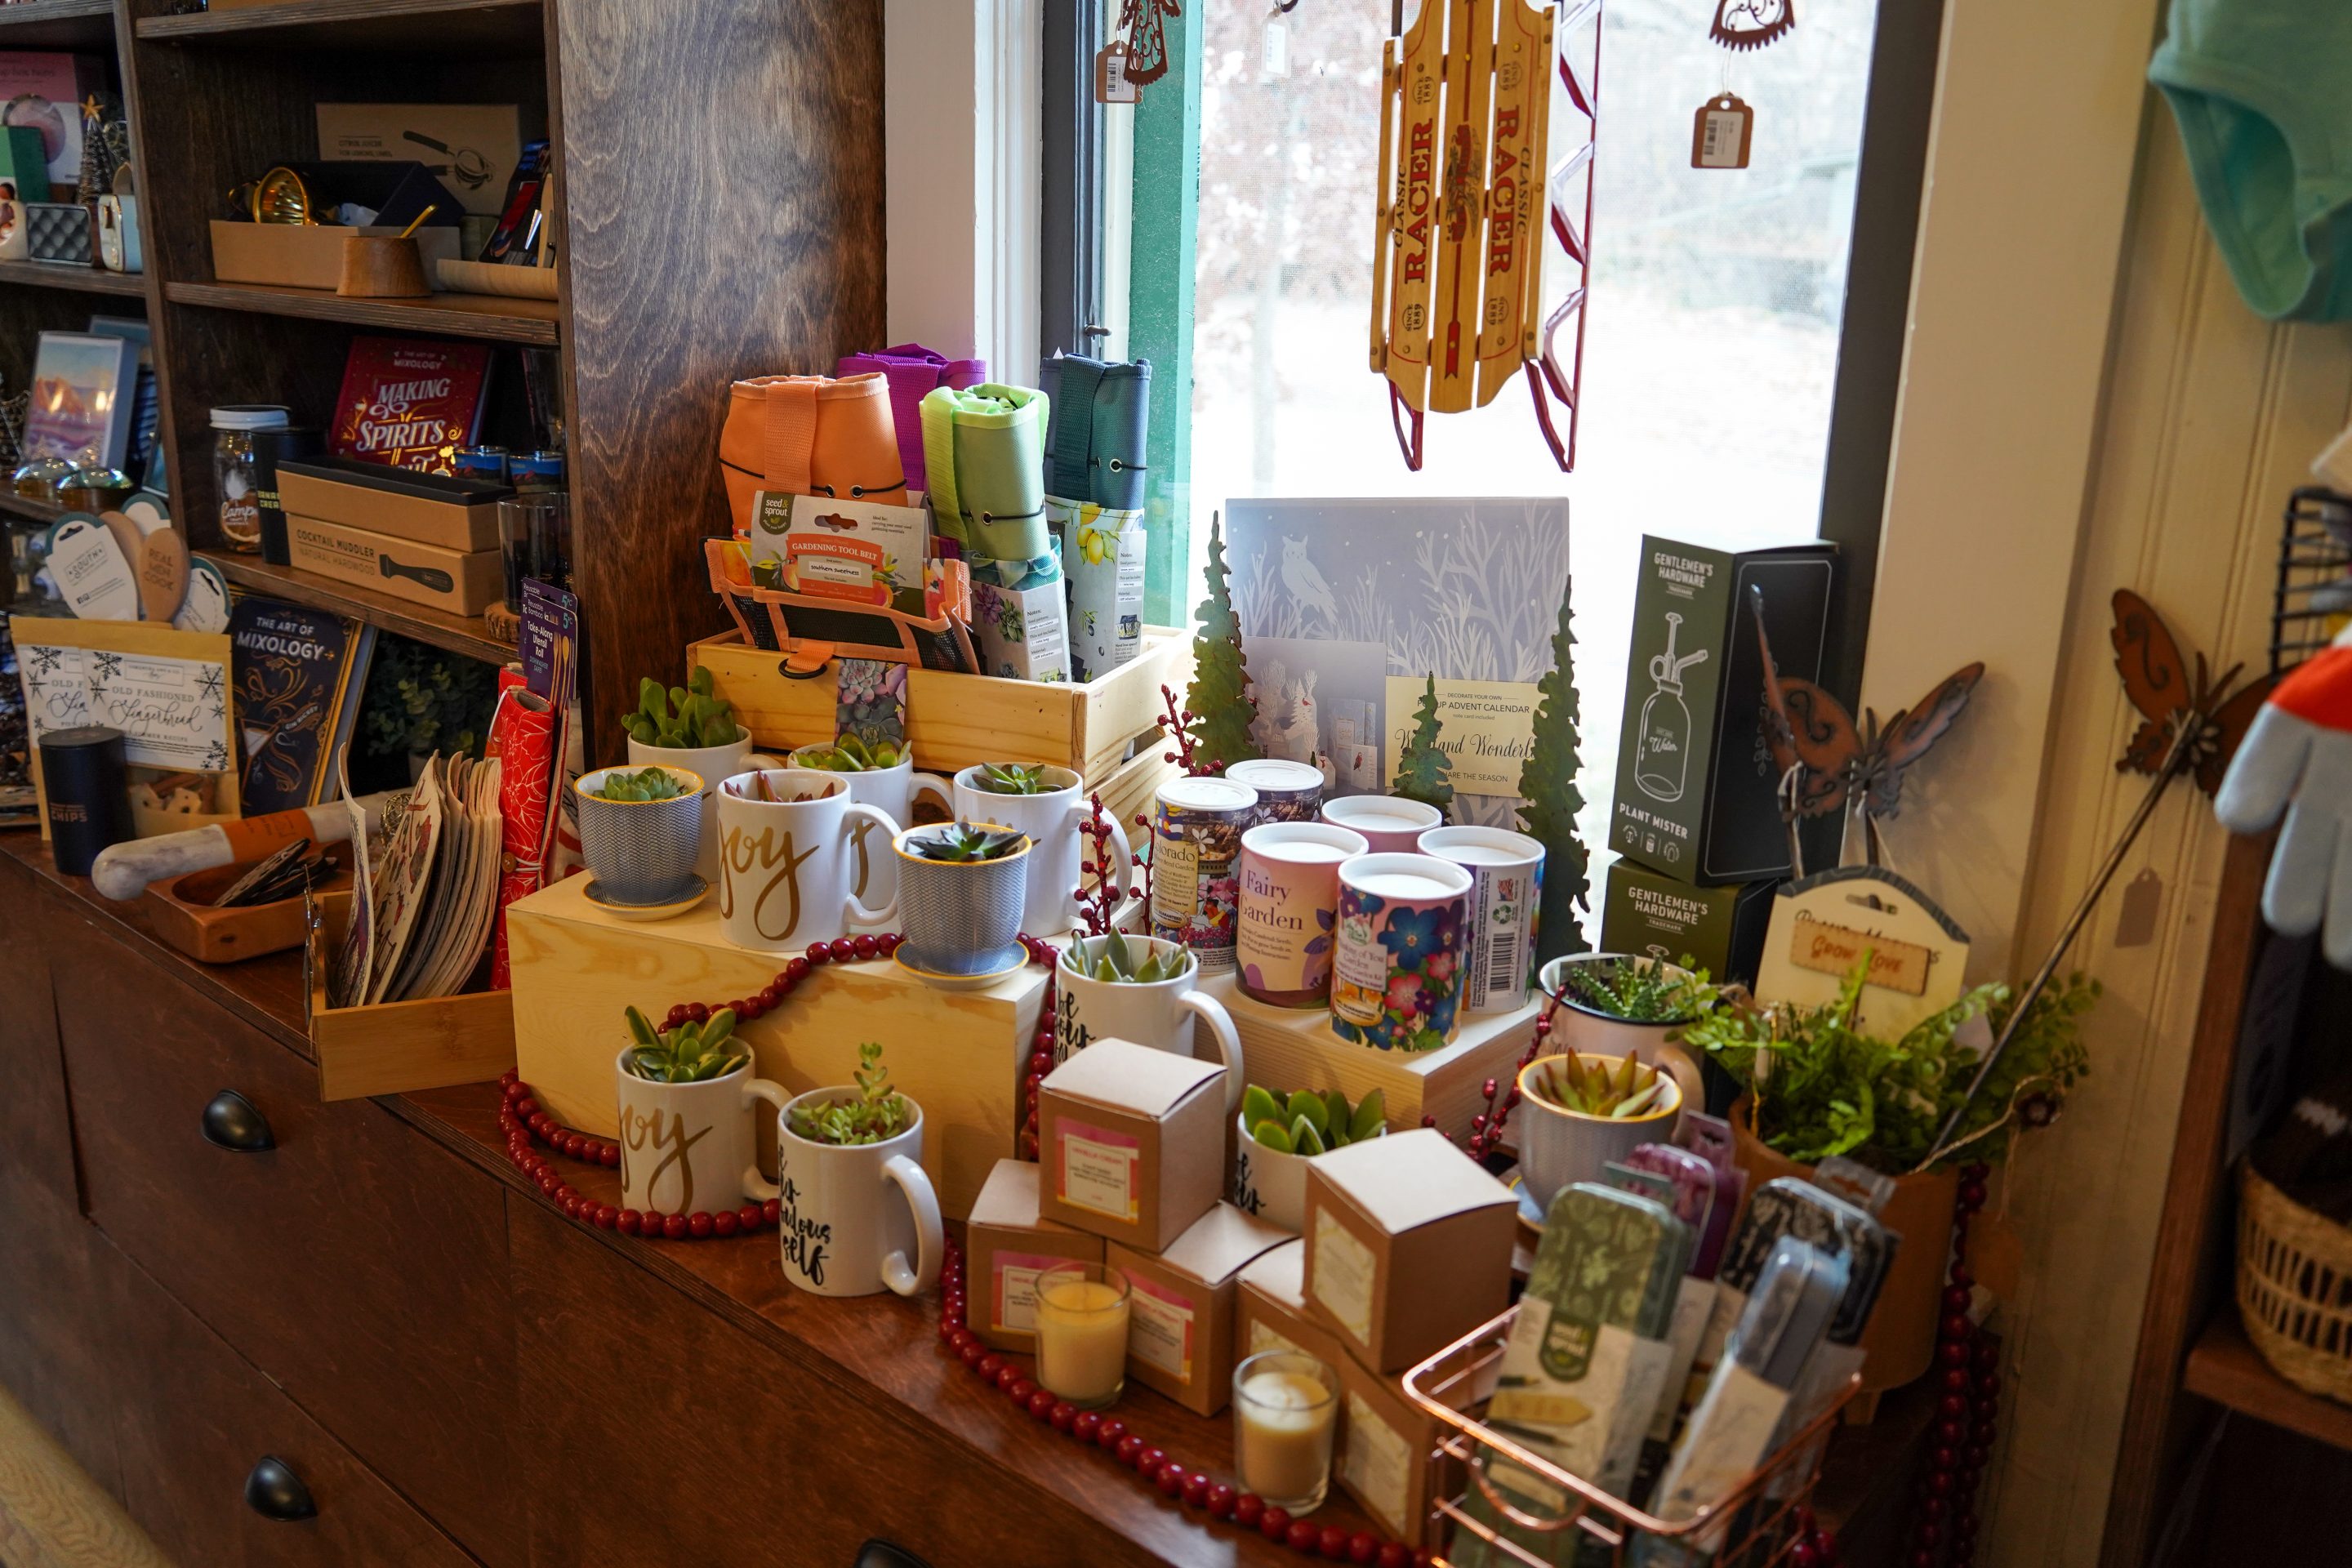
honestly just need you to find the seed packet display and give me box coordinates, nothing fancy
[1452,1184,1686,1568]
[1673,1114,1747,1280]
[1637,1239,1847,1565]
[1610,1148,1724,1459]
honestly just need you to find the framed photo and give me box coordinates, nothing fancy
[21,331,136,470]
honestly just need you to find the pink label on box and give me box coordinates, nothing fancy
[1126,1272,1199,1380]
[993,1250,1067,1334]
[1057,1118,1141,1221]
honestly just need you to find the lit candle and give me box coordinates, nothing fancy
[1233,1350,1339,1513]
[1035,1263,1131,1410]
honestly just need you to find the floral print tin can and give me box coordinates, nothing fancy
[1149,776,1258,973]
[1330,852,1473,1051]
[1236,820,1369,1007]
[1224,757,1325,825]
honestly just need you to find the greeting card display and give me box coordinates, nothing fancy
[330,335,491,474]
[22,332,136,470]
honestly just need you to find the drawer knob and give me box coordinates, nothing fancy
[203,1089,275,1153]
[243,1455,317,1521]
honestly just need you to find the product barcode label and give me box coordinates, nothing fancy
[1487,928,1523,993]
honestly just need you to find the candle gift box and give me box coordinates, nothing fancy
[1597,858,1777,988]
[1236,1239,1355,1371]
[1038,1037,1226,1252]
[1301,1128,1517,1374]
[1609,535,1835,885]
[1103,1200,1289,1416]
[963,1159,1104,1354]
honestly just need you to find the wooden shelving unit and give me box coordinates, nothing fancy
[2183,1312,2352,1458]
[0,0,884,755]
[0,492,70,525]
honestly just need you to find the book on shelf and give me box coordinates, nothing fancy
[329,335,492,478]
[228,596,376,817]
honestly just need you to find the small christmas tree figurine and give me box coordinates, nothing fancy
[76,93,123,205]
[1391,674,1454,814]
[1518,582,1591,964]
[1183,511,1260,771]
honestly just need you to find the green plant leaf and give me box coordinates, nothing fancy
[1290,1116,1326,1156]
[1349,1089,1387,1143]
[1241,1084,1281,1129]
[1287,1091,1329,1136]
[1251,1118,1294,1154]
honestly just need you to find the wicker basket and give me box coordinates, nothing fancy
[2237,1163,2352,1405]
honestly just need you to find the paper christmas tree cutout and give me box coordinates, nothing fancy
[1184,512,1261,771]
[1390,674,1454,813]
[1517,582,1591,964]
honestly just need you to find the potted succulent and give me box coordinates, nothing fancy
[789,733,951,906]
[892,820,1032,981]
[612,1004,789,1219]
[1512,1052,1684,1210]
[1054,932,1245,1109]
[966,761,1054,795]
[623,666,781,881]
[1230,1083,1387,1232]
[1538,951,1718,1107]
[775,1042,943,1298]
[1682,962,2097,1398]
[572,764,705,908]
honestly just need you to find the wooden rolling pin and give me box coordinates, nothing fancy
[90,795,394,903]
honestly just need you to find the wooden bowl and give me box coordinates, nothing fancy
[337,235,431,298]
[144,846,354,964]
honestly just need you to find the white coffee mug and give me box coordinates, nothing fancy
[953,763,1135,937]
[715,768,899,951]
[774,1088,944,1298]
[1055,933,1245,1112]
[613,1049,791,1218]
[790,745,952,907]
[630,727,784,884]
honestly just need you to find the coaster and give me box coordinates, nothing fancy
[583,874,708,922]
[893,941,1027,991]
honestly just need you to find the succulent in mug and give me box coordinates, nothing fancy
[1526,1054,1670,1120]
[903,820,1027,863]
[973,761,1053,795]
[624,666,740,750]
[1062,928,1183,983]
[1556,954,1718,1023]
[801,733,902,772]
[1242,1083,1387,1156]
[592,766,688,802]
[622,1004,747,1083]
[787,1042,915,1146]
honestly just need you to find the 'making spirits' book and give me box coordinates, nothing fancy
[329,335,491,475]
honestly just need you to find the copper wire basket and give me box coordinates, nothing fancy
[1403,1306,1860,1566]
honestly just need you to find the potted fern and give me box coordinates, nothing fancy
[1538,951,1719,1108]
[775,1042,943,1299]
[1231,1083,1388,1233]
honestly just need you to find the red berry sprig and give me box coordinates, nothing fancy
[1413,985,1564,1165]
[1898,1162,1996,1568]
[934,1240,1433,1565]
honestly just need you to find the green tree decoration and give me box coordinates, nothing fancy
[1183,511,1260,771]
[1518,581,1591,964]
[1390,674,1454,814]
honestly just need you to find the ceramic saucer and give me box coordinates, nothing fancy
[584,875,708,922]
[893,942,1029,991]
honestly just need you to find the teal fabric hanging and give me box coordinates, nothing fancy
[2151,0,2352,321]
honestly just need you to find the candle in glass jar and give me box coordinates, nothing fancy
[1233,1351,1339,1512]
[1034,1263,1131,1410]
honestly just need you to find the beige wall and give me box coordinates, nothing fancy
[1864,0,2352,1561]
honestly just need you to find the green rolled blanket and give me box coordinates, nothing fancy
[920,382,1051,561]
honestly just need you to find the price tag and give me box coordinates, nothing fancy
[1095,41,1139,105]
[1691,92,1753,170]
[1263,9,1290,78]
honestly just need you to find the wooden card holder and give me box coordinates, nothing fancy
[145,844,354,964]
[505,874,1048,1218]
[305,890,517,1102]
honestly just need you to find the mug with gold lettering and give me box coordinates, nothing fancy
[613,1046,791,1218]
[716,768,901,952]
[790,742,952,908]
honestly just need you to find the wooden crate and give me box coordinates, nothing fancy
[306,893,518,1102]
[1196,972,1544,1140]
[505,875,1046,1218]
[689,626,1192,791]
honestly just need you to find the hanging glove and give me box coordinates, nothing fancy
[2215,635,2352,967]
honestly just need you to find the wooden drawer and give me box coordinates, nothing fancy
[56,933,522,1568]
[110,1251,472,1567]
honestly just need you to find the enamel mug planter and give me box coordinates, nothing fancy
[1330,852,1472,1052]
[628,728,783,883]
[612,1050,791,1218]
[1055,934,1245,1111]
[773,1089,944,1298]
[791,743,952,907]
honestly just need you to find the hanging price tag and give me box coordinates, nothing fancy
[1263,6,1290,78]
[1690,92,1753,169]
[1095,41,1140,105]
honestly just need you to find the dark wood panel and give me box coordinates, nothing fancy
[0,853,80,1210]
[165,280,560,345]
[0,260,148,296]
[136,0,542,54]
[211,552,515,666]
[0,1195,128,1498]
[109,1250,474,1567]
[57,935,523,1568]
[0,0,114,50]
[552,0,886,756]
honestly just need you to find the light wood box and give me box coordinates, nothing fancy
[1199,972,1546,1140]
[505,874,1045,1218]
[689,626,1191,827]
[286,512,505,615]
[306,892,518,1102]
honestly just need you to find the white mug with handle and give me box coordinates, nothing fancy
[953,763,1135,938]
[630,726,784,883]
[1055,933,1245,1113]
[715,768,899,952]
[773,1089,944,1298]
[612,1049,791,1218]
[791,744,953,907]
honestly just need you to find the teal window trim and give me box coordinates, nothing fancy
[1125,7,1205,629]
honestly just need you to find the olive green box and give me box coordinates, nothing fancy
[1597,858,1776,987]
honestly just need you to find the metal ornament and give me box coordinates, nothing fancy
[1370,0,1599,473]
[1116,0,1182,87]
[1710,0,1795,51]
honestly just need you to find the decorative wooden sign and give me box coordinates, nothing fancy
[1754,866,1970,1039]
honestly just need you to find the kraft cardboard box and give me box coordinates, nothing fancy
[1610,536,1836,885]
[1105,1201,1288,1416]
[279,457,509,553]
[1235,1240,1354,1371]
[314,104,542,219]
[1301,1128,1517,1374]
[1598,858,1778,987]
[962,1159,1102,1353]
[1039,1038,1226,1251]
[286,513,504,616]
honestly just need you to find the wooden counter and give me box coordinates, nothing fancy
[0,833,1924,1565]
